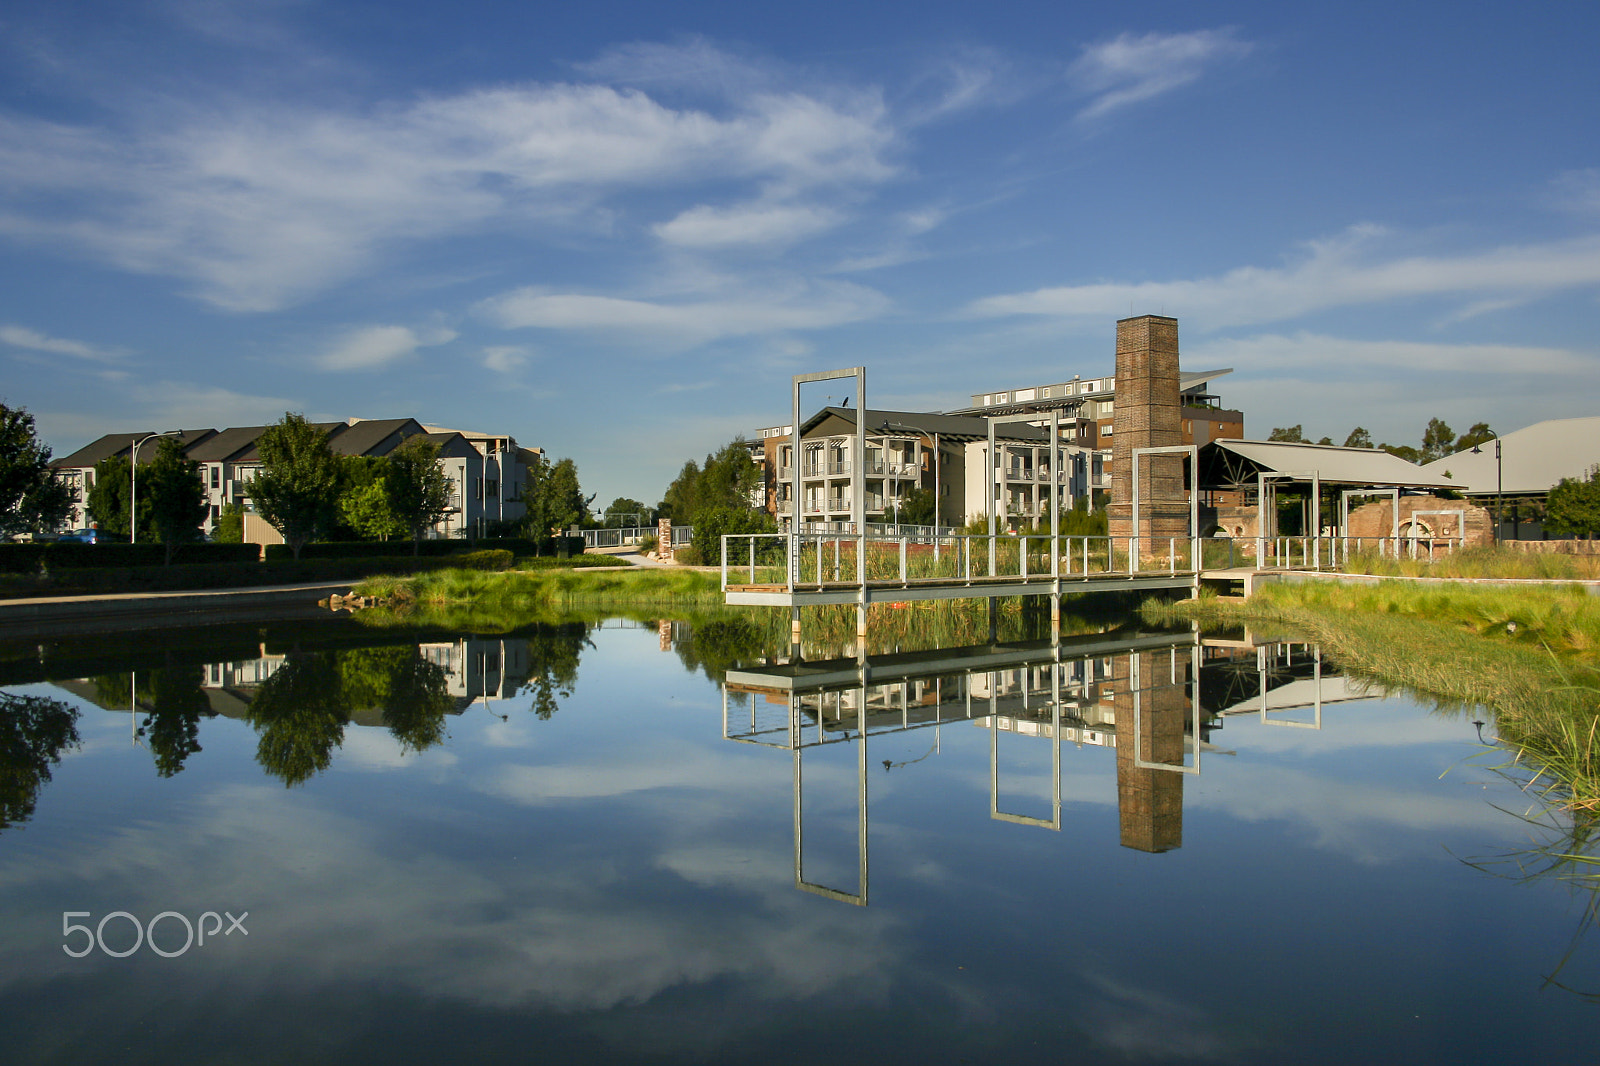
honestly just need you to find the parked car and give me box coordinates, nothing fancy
[56,528,115,544]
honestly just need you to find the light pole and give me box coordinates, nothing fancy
[1472,437,1504,544]
[129,430,181,544]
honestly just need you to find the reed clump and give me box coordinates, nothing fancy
[1151,579,1600,810]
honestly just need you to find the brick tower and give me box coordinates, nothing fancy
[1111,649,1186,853]
[1107,315,1188,542]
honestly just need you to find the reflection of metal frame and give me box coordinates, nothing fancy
[990,652,1062,830]
[1259,644,1324,730]
[793,671,869,906]
[1130,644,1204,775]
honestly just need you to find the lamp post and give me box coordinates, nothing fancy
[1472,437,1504,544]
[129,430,181,544]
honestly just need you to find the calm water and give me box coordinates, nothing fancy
[0,611,1596,1064]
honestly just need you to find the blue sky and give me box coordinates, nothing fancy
[2,1,1596,505]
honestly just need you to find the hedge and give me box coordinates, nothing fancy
[0,541,261,573]
[263,537,561,561]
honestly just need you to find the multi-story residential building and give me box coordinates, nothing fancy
[751,407,1090,530]
[50,418,538,542]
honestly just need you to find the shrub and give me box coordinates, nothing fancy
[690,505,777,565]
[455,549,515,571]
[675,545,704,566]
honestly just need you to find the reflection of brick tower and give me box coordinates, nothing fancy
[1111,650,1185,853]
[1107,315,1187,543]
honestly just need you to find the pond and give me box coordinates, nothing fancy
[0,607,1595,1064]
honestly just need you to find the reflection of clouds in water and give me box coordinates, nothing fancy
[337,727,459,773]
[1078,973,1256,1061]
[0,782,899,1012]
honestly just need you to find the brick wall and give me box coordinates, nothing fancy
[1108,315,1189,540]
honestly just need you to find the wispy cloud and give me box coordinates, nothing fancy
[1551,168,1600,217]
[320,325,457,371]
[481,278,889,348]
[967,226,1600,329]
[480,345,531,373]
[0,323,125,363]
[653,201,843,248]
[0,45,897,311]
[1068,29,1253,121]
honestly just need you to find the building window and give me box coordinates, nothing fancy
[486,479,498,499]
[1100,424,1113,437]
[210,467,220,489]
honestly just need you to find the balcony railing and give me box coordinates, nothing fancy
[801,461,852,478]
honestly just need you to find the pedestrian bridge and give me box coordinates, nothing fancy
[719,531,1458,609]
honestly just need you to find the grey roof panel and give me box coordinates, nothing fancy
[801,407,1053,443]
[1420,416,1600,495]
[1202,439,1455,488]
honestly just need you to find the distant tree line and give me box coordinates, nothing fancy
[1267,417,1496,464]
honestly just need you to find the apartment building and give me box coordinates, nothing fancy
[51,418,539,541]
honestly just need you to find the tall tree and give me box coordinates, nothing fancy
[1421,417,1456,462]
[1268,425,1307,443]
[245,413,340,560]
[87,454,137,536]
[144,436,206,563]
[657,440,762,520]
[385,436,452,554]
[1546,466,1600,539]
[1456,422,1497,451]
[1343,427,1373,449]
[601,497,651,526]
[522,455,591,549]
[0,403,73,537]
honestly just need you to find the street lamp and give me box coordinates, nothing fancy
[1472,437,1503,544]
[129,430,182,545]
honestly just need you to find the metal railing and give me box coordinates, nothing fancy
[720,531,1206,592]
[581,525,695,549]
[721,530,1470,591]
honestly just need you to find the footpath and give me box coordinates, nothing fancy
[0,579,357,636]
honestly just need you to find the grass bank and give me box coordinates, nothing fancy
[1342,544,1600,581]
[353,566,723,614]
[1150,580,1600,810]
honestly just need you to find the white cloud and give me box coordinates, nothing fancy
[653,201,843,248]
[1069,29,1253,120]
[967,226,1600,329]
[481,345,530,373]
[482,278,889,348]
[1189,331,1595,377]
[319,325,456,371]
[0,324,124,362]
[0,50,897,311]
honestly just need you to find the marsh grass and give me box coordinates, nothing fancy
[1343,544,1600,580]
[1151,581,1600,811]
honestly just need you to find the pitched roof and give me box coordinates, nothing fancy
[51,429,216,468]
[1419,416,1600,495]
[1199,439,1455,490]
[325,418,425,457]
[186,425,273,463]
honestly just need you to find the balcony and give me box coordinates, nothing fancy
[801,461,852,478]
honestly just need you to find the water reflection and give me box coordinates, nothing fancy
[724,630,1364,901]
[0,691,79,830]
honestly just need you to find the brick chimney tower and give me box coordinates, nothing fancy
[1107,315,1187,542]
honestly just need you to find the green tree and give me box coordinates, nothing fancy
[520,623,591,720]
[893,485,938,526]
[1546,466,1600,539]
[338,647,452,753]
[1421,417,1456,462]
[0,692,80,831]
[658,459,702,521]
[339,476,406,540]
[657,440,763,521]
[87,454,137,537]
[1268,425,1306,443]
[522,455,591,550]
[245,413,341,560]
[212,502,245,543]
[0,403,72,537]
[602,497,652,527]
[386,436,452,553]
[1456,422,1497,451]
[144,436,206,563]
[1343,427,1373,449]
[690,505,778,565]
[1380,442,1422,464]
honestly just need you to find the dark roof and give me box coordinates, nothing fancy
[52,429,216,468]
[230,421,348,463]
[186,425,273,463]
[325,418,425,457]
[800,407,1051,444]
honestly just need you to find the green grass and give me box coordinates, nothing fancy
[1342,544,1600,580]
